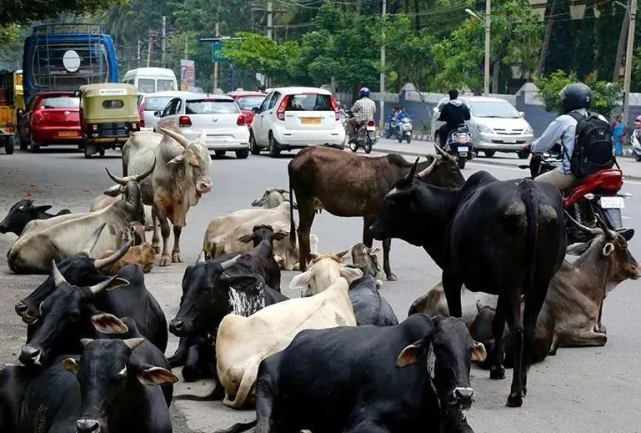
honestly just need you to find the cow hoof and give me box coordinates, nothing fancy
[172,252,182,263]
[160,255,171,266]
[506,393,523,408]
[386,273,398,281]
[490,366,505,380]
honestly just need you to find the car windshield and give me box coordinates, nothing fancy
[469,101,520,118]
[236,96,265,111]
[40,97,79,109]
[157,79,175,92]
[186,99,240,114]
[138,79,155,93]
[144,96,173,111]
[286,93,332,111]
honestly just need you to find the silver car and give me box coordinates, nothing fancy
[137,91,195,130]
[432,96,535,158]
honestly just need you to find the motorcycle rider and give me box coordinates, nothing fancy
[522,83,607,190]
[437,89,471,149]
[347,87,377,143]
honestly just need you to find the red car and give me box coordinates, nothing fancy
[228,91,266,127]
[18,91,82,152]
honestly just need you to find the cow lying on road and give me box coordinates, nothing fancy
[371,166,566,407]
[99,242,156,274]
[219,315,485,433]
[289,251,362,297]
[0,199,70,236]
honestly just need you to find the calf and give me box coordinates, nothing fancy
[99,242,156,275]
[19,338,177,433]
[0,199,70,236]
[19,260,168,367]
[371,166,566,407]
[289,251,363,297]
[216,277,357,409]
[349,242,383,282]
[219,315,485,433]
[251,187,290,208]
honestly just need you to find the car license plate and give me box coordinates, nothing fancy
[600,196,624,209]
[301,117,322,125]
[58,131,78,137]
[458,146,469,153]
[503,139,517,143]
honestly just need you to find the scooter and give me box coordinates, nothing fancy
[392,117,413,144]
[445,125,475,169]
[520,147,631,243]
[345,110,378,154]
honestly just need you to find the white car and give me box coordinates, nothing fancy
[431,96,535,158]
[154,94,251,159]
[249,87,346,158]
[138,91,194,131]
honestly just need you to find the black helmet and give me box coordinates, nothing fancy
[559,83,592,113]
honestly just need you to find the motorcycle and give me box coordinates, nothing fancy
[632,130,641,161]
[391,117,413,143]
[445,125,475,169]
[345,109,378,154]
[520,147,630,243]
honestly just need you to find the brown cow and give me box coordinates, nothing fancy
[99,242,156,275]
[287,146,464,279]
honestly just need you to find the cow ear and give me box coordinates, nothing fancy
[396,338,430,368]
[224,274,259,291]
[289,271,313,291]
[235,233,255,244]
[566,242,590,256]
[103,185,123,197]
[617,228,635,241]
[137,366,179,386]
[167,155,185,167]
[62,358,79,374]
[602,243,615,256]
[91,313,129,334]
[471,341,487,362]
[370,247,381,254]
[33,205,53,212]
[273,231,289,241]
[251,197,266,207]
[340,266,363,282]
[187,150,200,167]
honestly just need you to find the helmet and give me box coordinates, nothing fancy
[360,87,370,98]
[559,83,592,113]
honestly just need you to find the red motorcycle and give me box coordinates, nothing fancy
[521,149,629,243]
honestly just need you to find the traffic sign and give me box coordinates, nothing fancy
[212,42,229,63]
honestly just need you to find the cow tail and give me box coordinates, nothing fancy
[520,179,539,297]
[224,360,261,409]
[288,172,296,255]
[214,420,257,433]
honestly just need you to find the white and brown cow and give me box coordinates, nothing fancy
[289,251,363,297]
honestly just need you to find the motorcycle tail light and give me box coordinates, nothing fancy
[367,120,376,127]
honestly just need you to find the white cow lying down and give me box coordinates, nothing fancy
[216,277,357,409]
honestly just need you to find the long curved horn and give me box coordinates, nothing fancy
[94,241,132,270]
[417,155,439,179]
[594,214,612,235]
[220,255,241,270]
[105,167,128,186]
[89,275,118,294]
[158,127,189,148]
[51,260,67,287]
[564,211,602,236]
[434,144,448,158]
[82,223,107,254]
[197,250,207,264]
[132,158,156,182]
[406,157,420,180]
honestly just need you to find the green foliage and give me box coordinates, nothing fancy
[0,24,21,45]
[535,70,623,118]
[1,0,124,26]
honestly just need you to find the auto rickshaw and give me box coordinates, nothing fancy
[0,70,23,155]
[76,83,140,158]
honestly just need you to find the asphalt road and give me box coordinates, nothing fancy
[0,145,640,433]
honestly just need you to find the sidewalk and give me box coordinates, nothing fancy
[375,138,641,180]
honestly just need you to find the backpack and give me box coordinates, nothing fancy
[568,111,615,178]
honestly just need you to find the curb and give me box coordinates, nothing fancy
[375,144,641,181]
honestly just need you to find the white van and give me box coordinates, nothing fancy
[122,68,177,94]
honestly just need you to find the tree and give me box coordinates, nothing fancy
[1,0,124,26]
[535,70,623,118]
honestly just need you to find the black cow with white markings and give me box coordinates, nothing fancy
[370,165,566,407]
[218,314,485,433]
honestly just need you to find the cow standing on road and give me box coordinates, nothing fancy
[123,127,212,266]
[371,166,566,407]
[288,146,464,280]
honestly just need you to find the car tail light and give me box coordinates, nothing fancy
[237,115,246,126]
[33,112,43,123]
[367,120,376,127]
[179,116,192,127]
[130,122,138,130]
[330,95,340,121]
[277,95,290,121]
[139,102,145,128]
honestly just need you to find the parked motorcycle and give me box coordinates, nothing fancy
[345,109,378,154]
[391,117,413,143]
[445,125,474,169]
[520,148,629,243]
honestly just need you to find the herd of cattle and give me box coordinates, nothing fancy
[0,126,639,433]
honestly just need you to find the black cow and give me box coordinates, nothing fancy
[0,199,71,236]
[18,261,168,367]
[0,365,33,433]
[218,314,485,433]
[18,338,177,433]
[370,167,566,407]
[349,275,398,326]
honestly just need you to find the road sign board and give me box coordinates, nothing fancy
[212,42,229,63]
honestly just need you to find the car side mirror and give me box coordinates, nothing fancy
[154,111,161,117]
[519,111,525,118]
[252,107,260,114]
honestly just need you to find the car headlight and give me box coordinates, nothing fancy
[477,124,493,134]
[524,126,534,135]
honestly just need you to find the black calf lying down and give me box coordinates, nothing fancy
[218,314,485,433]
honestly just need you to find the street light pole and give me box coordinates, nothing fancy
[380,0,387,128]
[623,0,637,124]
[484,0,491,96]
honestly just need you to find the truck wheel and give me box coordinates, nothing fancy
[236,148,249,159]
[5,136,15,154]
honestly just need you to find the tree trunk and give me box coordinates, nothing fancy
[414,0,420,31]
[492,60,500,94]
[613,4,630,81]
[536,0,557,77]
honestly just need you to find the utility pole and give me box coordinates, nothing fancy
[146,33,153,67]
[484,0,491,96]
[213,0,221,93]
[137,39,141,67]
[161,16,167,68]
[614,0,630,82]
[379,0,386,128]
[623,0,637,124]
[267,1,273,39]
